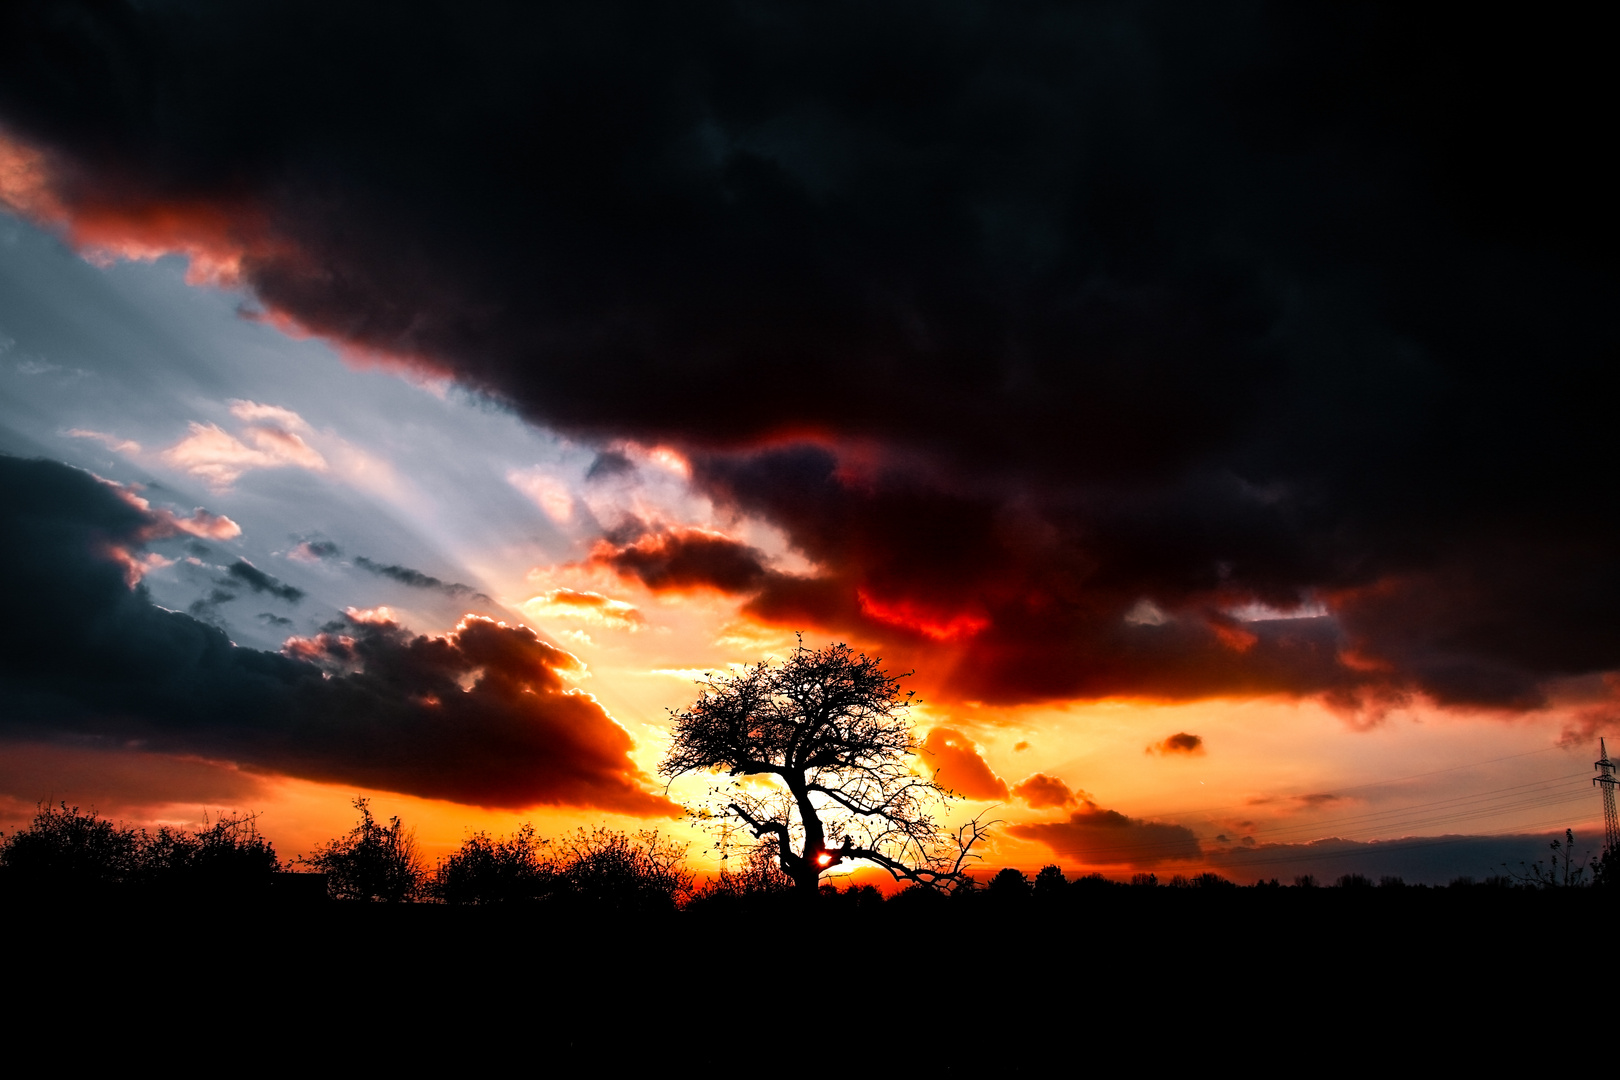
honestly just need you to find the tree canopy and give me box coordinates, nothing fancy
[661,639,986,894]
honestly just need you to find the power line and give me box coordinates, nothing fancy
[1147,744,1569,821]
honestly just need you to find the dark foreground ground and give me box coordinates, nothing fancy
[3,887,1606,1068]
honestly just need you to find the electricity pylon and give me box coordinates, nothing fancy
[1594,738,1620,854]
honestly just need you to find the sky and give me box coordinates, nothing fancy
[0,2,1613,885]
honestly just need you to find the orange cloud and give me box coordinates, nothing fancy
[1008,801,1201,867]
[523,588,644,630]
[1146,732,1205,756]
[1011,773,1079,809]
[921,727,1008,801]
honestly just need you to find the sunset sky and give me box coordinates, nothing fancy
[1,3,1611,885]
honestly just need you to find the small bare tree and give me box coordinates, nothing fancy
[661,639,989,895]
[301,797,426,902]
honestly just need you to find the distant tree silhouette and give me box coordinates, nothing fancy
[988,867,1031,898]
[302,797,425,902]
[662,639,989,895]
[1072,871,1116,893]
[432,823,558,905]
[1033,864,1068,899]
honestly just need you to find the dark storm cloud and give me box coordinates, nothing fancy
[187,586,236,625]
[589,528,771,595]
[0,3,1612,711]
[353,555,493,604]
[701,445,1357,704]
[227,559,303,603]
[0,455,677,814]
[585,450,634,482]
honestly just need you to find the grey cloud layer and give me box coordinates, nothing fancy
[0,455,676,814]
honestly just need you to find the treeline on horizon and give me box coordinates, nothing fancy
[3,800,1616,910]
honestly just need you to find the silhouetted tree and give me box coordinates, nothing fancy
[1033,864,1068,899]
[302,797,425,902]
[662,639,989,895]
[988,867,1031,899]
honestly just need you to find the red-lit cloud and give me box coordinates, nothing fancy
[921,728,1008,801]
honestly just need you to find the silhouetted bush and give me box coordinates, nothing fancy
[0,804,141,892]
[556,827,691,912]
[1073,872,1119,893]
[0,803,280,897]
[301,797,425,902]
[687,840,793,907]
[1591,845,1620,889]
[141,814,280,894]
[1336,874,1374,889]
[433,823,558,905]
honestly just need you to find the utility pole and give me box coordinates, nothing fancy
[1594,738,1620,854]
